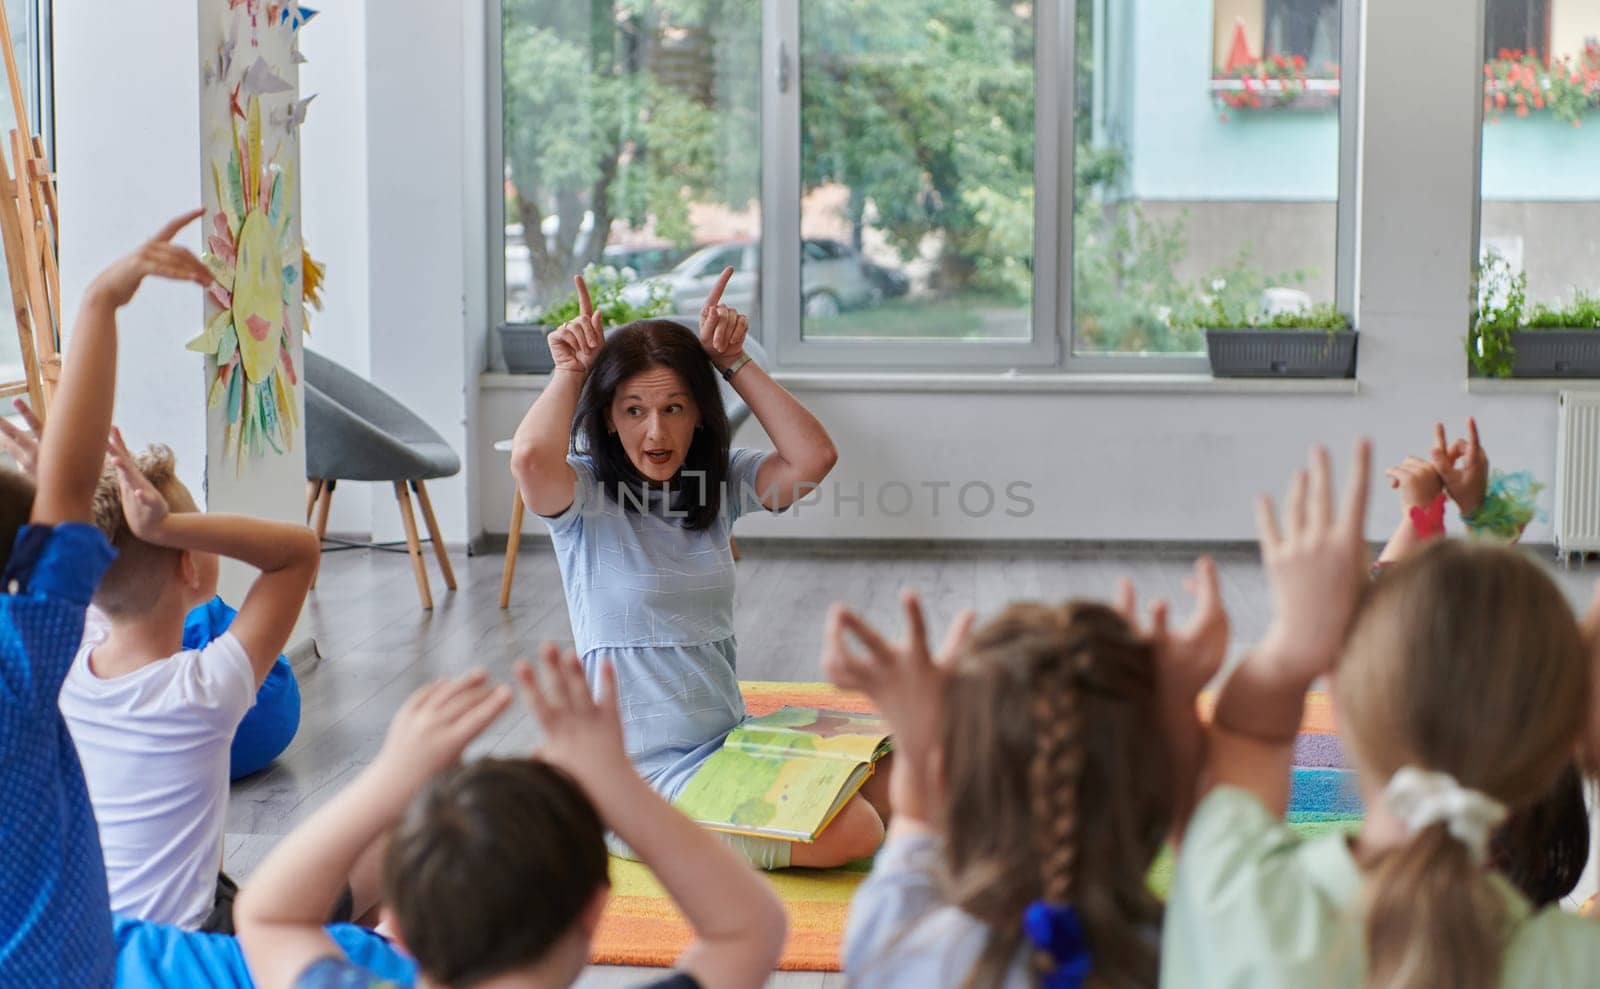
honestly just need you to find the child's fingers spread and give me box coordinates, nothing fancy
[899,590,929,658]
[1194,556,1220,608]
[837,608,895,662]
[937,609,977,665]
[1285,469,1309,536]
[561,652,594,710]
[1434,421,1449,453]
[1466,416,1481,452]
[1148,599,1169,640]
[596,660,620,715]
[1255,494,1283,550]
[13,399,40,436]
[152,207,205,243]
[1308,445,1333,529]
[1339,438,1373,536]
[454,685,513,744]
[514,658,552,721]
[1115,578,1136,621]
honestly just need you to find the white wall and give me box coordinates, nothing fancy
[299,1,373,537]
[57,2,207,495]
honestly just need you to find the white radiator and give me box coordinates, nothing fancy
[1555,391,1600,557]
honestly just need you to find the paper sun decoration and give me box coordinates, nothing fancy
[189,94,300,460]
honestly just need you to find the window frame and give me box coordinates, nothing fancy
[487,0,1361,375]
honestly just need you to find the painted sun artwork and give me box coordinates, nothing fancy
[187,93,300,461]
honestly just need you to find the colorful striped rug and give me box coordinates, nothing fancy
[589,681,1359,971]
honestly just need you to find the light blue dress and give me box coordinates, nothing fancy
[542,448,791,868]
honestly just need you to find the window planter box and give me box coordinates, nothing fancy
[1209,77,1340,114]
[1205,329,1357,379]
[1502,329,1600,378]
[498,324,555,373]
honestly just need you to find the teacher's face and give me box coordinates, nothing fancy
[608,365,702,483]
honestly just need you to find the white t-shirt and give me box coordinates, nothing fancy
[58,613,256,929]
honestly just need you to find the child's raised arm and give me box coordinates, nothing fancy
[32,211,210,525]
[236,672,512,989]
[821,591,975,835]
[1116,556,1230,842]
[517,645,788,989]
[107,428,320,685]
[1205,441,1370,821]
[510,276,604,517]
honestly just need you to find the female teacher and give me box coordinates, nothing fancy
[511,268,884,869]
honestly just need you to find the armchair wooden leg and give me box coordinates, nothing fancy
[731,535,742,562]
[500,485,525,609]
[310,480,335,589]
[412,480,457,591]
[393,481,433,611]
[306,479,321,524]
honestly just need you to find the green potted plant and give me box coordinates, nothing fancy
[1469,252,1600,378]
[498,264,672,373]
[1194,273,1356,378]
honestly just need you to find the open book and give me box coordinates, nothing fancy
[673,707,891,843]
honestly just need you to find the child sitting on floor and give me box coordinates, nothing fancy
[57,427,324,932]
[0,396,304,781]
[1379,418,1590,909]
[1164,440,1600,987]
[0,211,214,987]
[829,559,1229,987]
[233,645,787,989]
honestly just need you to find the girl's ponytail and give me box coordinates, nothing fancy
[1364,826,1507,989]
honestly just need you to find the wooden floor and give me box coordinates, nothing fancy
[228,540,1600,987]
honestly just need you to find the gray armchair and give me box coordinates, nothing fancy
[304,350,460,610]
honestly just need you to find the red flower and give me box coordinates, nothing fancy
[1532,94,1544,109]
[1292,54,1306,69]
[1272,54,1286,69]
[1483,97,1493,113]
[1484,64,1493,76]
[1496,90,1508,108]
[1516,105,1529,117]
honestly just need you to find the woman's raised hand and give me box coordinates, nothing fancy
[698,266,748,370]
[547,275,606,377]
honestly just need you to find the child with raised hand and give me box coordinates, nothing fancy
[1165,441,1600,987]
[237,645,788,989]
[828,565,1227,989]
[0,211,212,987]
[57,424,323,931]
[0,395,304,782]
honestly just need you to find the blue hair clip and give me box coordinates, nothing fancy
[1023,900,1092,989]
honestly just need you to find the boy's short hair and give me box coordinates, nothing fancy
[0,465,35,574]
[90,445,190,617]
[382,759,610,987]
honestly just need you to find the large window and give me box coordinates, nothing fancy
[494,0,1355,370]
[1476,0,1600,339]
[498,0,760,326]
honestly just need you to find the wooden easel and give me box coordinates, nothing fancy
[0,3,57,417]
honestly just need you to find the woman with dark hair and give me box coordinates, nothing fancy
[511,268,881,869]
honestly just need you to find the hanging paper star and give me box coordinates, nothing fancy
[280,4,317,31]
[189,95,301,463]
[271,94,316,135]
[241,56,293,97]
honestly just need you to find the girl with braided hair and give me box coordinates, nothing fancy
[1164,440,1600,988]
[825,560,1228,989]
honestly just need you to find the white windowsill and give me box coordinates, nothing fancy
[480,370,1360,396]
[1464,378,1600,395]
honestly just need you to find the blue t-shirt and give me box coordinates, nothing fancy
[542,449,775,799]
[293,957,701,989]
[0,523,117,988]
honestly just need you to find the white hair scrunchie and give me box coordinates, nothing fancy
[1381,767,1508,865]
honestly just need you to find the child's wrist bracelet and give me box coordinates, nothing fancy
[1461,470,1543,542]
[1409,492,1447,540]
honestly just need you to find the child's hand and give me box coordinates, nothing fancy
[1254,440,1372,685]
[547,275,605,377]
[1430,418,1489,517]
[1119,555,1230,704]
[372,671,513,793]
[106,427,170,540]
[697,267,748,370]
[518,643,629,786]
[0,398,43,476]
[1384,456,1445,510]
[84,209,213,309]
[822,591,976,765]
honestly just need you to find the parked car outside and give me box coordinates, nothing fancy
[622,238,901,316]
